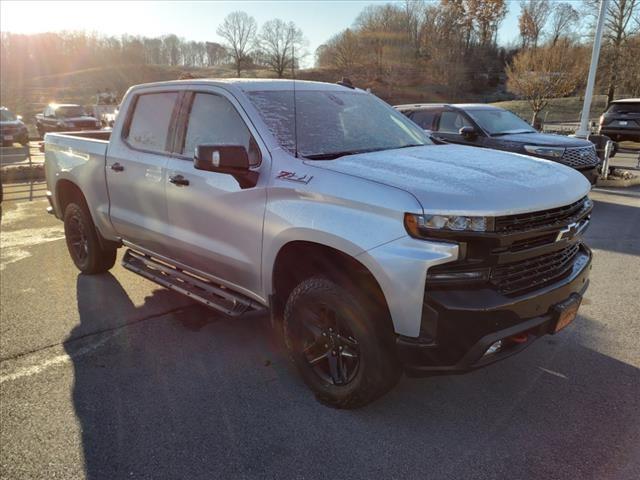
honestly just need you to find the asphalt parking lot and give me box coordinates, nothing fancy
[1,185,639,480]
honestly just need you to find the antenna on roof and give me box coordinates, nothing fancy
[291,35,299,159]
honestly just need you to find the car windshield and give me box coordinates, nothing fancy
[1,109,17,121]
[607,103,640,114]
[56,106,85,117]
[467,109,536,136]
[247,89,431,159]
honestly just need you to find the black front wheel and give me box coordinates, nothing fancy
[63,202,117,274]
[284,277,400,409]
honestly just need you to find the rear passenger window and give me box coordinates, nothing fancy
[125,92,178,153]
[182,93,261,166]
[411,110,436,130]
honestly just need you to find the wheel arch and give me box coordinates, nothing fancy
[270,240,394,336]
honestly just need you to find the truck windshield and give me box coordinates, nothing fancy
[1,109,17,121]
[467,109,536,136]
[56,106,85,118]
[247,90,431,159]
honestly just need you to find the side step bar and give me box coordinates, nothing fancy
[122,249,263,317]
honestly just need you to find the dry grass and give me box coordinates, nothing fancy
[492,95,610,123]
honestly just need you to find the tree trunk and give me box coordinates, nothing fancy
[531,109,542,129]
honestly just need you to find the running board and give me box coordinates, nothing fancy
[122,249,263,317]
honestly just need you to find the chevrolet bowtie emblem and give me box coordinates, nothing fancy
[556,222,579,242]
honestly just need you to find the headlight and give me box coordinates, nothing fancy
[404,213,493,237]
[524,145,565,158]
[95,120,102,127]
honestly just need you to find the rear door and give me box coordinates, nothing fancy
[106,89,181,256]
[408,109,437,132]
[164,89,268,297]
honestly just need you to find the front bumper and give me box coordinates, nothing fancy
[397,245,592,376]
[578,166,600,185]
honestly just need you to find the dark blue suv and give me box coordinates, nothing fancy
[396,103,601,184]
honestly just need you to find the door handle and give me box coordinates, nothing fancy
[110,162,124,172]
[169,174,190,186]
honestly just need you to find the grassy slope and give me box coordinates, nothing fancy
[492,95,609,123]
[4,63,610,125]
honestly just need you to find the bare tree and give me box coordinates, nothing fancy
[507,39,585,125]
[259,19,305,77]
[585,0,640,104]
[205,42,227,66]
[217,11,257,76]
[549,3,580,45]
[320,29,361,74]
[518,0,551,48]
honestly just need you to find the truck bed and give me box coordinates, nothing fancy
[44,130,113,238]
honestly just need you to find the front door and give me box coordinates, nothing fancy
[106,90,180,256]
[164,90,267,298]
[433,109,479,146]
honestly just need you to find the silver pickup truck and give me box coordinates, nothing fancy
[45,79,593,408]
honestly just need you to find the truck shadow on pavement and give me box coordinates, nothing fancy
[587,197,640,257]
[67,273,640,480]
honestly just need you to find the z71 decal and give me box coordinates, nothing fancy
[276,171,314,184]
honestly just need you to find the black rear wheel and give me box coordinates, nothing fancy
[63,202,116,274]
[284,277,400,409]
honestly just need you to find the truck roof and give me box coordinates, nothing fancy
[128,78,362,94]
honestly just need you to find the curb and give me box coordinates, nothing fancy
[0,164,45,183]
[596,176,640,188]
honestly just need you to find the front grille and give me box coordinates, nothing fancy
[560,146,600,169]
[1,125,19,134]
[491,243,581,295]
[495,196,590,233]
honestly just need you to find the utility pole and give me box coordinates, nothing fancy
[575,0,610,138]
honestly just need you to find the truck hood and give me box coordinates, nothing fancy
[488,132,592,147]
[307,144,591,216]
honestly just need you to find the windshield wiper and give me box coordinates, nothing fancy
[305,147,389,160]
[491,130,535,136]
[395,143,426,149]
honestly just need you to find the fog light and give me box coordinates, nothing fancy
[484,340,503,356]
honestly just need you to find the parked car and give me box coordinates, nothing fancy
[598,98,640,143]
[45,79,592,408]
[1,106,29,146]
[396,103,602,184]
[35,103,101,138]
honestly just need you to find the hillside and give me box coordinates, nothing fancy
[1,63,491,122]
[4,63,614,126]
[492,95,610,123]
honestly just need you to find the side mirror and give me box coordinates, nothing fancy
[459,126,478,140]
[194,144,257,188]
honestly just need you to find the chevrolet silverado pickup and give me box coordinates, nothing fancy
[45,79,593,408]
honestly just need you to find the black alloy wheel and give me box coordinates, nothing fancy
[299,302,360,386]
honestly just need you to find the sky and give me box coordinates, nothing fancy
[1,0,524,67]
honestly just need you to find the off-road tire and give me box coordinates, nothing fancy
[63,202,116,274]
[283,277,401,409]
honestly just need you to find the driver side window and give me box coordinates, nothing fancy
[182,93,261,166]
[438,111,472,133]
